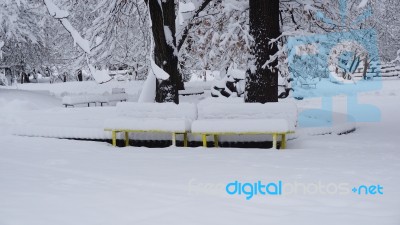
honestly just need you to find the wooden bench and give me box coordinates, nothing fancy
[62,94,103,107]
[62,88,128,107]
[301,83,317,89]
[191,102,297,149]
[298,77,318,89]
[178,87,205,96]
[104,102,197,147]
[100,88,129,106]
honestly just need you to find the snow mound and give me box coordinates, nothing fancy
[0,99,39,111]
[88,65,113,84]
[0,89,61,110]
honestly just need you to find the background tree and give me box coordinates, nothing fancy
[143,0,213,103]
[88,0,150,80]
[180,1,252,77]
[0,0,45,76]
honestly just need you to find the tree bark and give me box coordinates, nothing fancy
[362,55,369,80]
[146,0,182,104]
[245,0,280,103]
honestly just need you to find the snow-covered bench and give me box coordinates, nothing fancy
[111,88,128,99]
[178,87,204,96]
[104,102,197,147]
[191,102,298,149]
[62,94,105,107]
[62,88,128,107]
[102,88,129,105]
[298,76,318,88]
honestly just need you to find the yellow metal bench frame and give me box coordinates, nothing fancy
[192,131,295,149]
[104,128,188,147]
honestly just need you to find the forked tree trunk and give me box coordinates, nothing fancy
[245,0,280,103]
[146,0,183,104]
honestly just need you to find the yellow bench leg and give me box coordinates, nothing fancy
[214,135,219,148]
[125,131,130,147]
[272,133,277,149]
[202,134,207,147]
[183,133,188,147]
[172,133,176,146]
[112,131,117,147]
[281,133,286,149]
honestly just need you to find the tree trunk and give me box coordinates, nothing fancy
[245,0,280,103]
[146,0,183,104]
[77,70,83,81]
[362,55,369,80]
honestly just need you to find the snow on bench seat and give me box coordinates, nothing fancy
[191,119,290,133]
[104,102,197,147]
[105,93,128,102]
[192,101,297,149]
[298,77,318,88]
[62,94,106,107]
[178,87,204,96]
[62,92,128,107]
[196,101,297,131]
[104,118,191,133]
[106,88,129,103]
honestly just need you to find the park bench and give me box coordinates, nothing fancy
[104,102,197,147]
[108,88,129,101]
[178,87,205,96]
[62,94,104,107]
[298,76,318,88]
[191,102,297,149]
[62,88,128,107]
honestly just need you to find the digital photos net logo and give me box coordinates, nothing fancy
[224,181,384,200]
[187,179,385,200]
[287,0,382,127]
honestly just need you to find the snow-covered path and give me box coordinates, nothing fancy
[1,80,400,225]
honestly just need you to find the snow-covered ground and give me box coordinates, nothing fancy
[4,80,143,98]
[0,79,400,225]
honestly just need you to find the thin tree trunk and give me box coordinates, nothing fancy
[245,0,280,103]
[362,55,369,80]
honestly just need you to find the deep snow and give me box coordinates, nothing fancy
[0,79,400,225]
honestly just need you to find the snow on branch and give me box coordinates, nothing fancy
[177,0,213,51]
[164,26,177,56]
[358,0,369,9]
[178,2,195,25]
[0,40,4,59]
[43,0,69,19]
[43,0,90,54]
[150,59,169,80]
[88,64,113,84]
[43,0,112,83]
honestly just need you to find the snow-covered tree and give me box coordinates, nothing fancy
[142,0,214,103]
[0,0,45,74]
[179,1,252,76]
